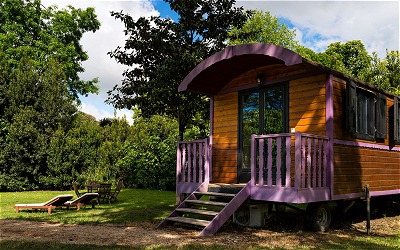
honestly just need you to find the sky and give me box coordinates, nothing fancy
[41,0,400,125]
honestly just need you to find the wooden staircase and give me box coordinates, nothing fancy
[158,183,251,236]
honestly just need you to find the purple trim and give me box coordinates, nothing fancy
[251,186,330,203]
[332,192,364,201]
[326,74,334,199]
[208,97,213,182]
[250,134,257,186]
[334,139,400,152]
[333,189,400,201]
[179,44,303,95]
[295,132,301,189]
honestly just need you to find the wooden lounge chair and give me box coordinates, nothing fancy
[63,193,99,211]
[110,179,124,202]
[72,181,86,197]
[14,194,73,214]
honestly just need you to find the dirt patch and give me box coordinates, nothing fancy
[1,211,399,248]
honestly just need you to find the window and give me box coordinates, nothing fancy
[346,80,387,140]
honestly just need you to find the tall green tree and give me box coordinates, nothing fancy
[320,40,372,79]
[0,0,101,190]
[228,10,299,51]
[107,0,249,138]
[0,58,78,191]
[0,0,100,99]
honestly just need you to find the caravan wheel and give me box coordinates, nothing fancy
[233,204,250,227]
[305,202,331,232]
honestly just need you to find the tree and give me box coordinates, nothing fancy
[360,50,400,94]
[0,0,101,190]
[0,58,79,191]
[0,0,100,99]
[228,10,299,51]
[107,0,249,138]
[117,114,179,190]
[320,40,372,79]
[228,15,399,95]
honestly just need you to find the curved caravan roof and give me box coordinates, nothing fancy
[178,43,305,95]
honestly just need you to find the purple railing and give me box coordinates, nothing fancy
[251,132,329,190]
[176,138,211,194]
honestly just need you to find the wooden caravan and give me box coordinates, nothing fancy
[159,43,400,235]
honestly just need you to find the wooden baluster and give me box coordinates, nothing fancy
[177,142,182,183]
[295,132,301,190]
[199,142,203,183]
[193,143,198,183]
[187,143,192,183]
[276,137,282,187]
[323,139,328,187]
[250,134,257,186]
[259,139,264,186]
[312,138,317,188]
[318,139,323,187]
[181,144,187,182]
[267,138,273,186]
[307,137,311,188]
[301,136,306,188]
[286,136,291,188]
[204,138,210,183]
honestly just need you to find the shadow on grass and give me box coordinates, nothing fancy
[2,189,177,225]
[0,240,129,250]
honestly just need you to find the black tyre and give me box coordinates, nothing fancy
[305,202,331,232]
[233,204,250,226]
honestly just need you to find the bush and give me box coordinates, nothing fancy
[118,115,179,190]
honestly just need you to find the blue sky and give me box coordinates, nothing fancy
[42,0,399,124]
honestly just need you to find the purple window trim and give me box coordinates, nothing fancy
[325,74,335,200]
[334,139,400,152]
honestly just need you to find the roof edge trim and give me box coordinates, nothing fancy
[178,43,303,93]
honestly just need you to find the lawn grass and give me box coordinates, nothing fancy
[0,188,176,224]
[1,189,399,250]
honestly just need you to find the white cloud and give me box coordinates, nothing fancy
[79,101,134,124]
[237,0,399,57]
[42,0,158,123]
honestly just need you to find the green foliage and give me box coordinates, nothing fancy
[228,10,299,51]
[0,58,78,191]
[108,0,249,138]
[228,12,399,95]
[361,50,400,95]
[320,40,372,78]
[0,0,100,99]
[118,115,179,190]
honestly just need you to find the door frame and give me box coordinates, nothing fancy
[237,82,289,183]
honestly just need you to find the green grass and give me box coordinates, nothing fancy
[1,189,399,250]
[0,188,176,224]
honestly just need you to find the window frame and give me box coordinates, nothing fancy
[346,80,387,141]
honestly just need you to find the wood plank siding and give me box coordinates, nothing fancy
[332,76,400,196]
[289,74,327,136]
[212,92,238,183]
[212,65,329,183]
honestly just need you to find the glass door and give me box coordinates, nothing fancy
[238,84,288,183]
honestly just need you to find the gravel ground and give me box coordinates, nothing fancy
[1,206,399,249]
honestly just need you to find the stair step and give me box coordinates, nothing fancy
[176,208,219,216]
[166,216,210,227]
[194,191,236,197]
[186,199,228,207]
